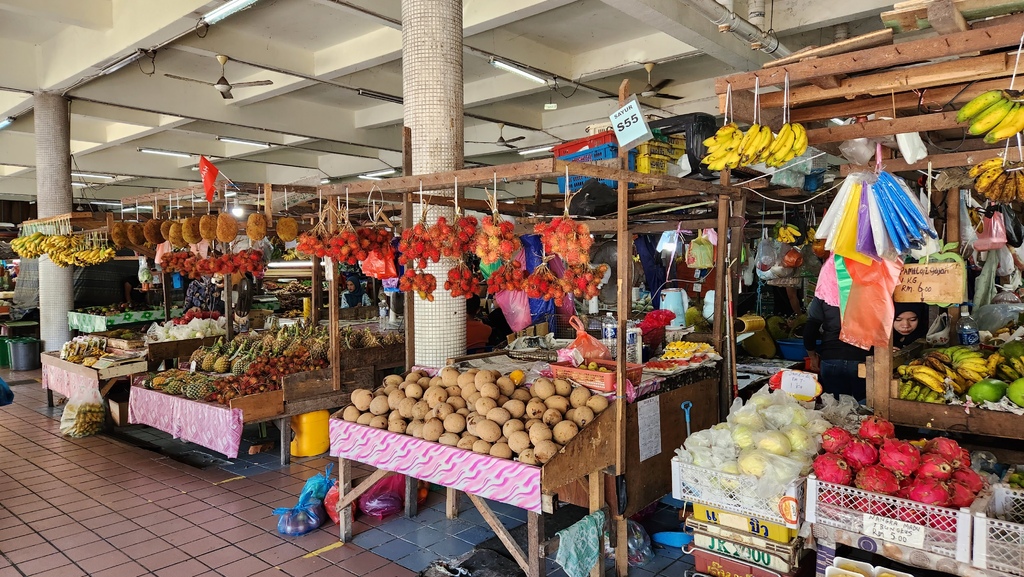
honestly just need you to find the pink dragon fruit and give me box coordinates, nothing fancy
[925,437,963,465]
[841,439,879,471]
[951,467,985,493]
[948,481,977,508]
[915,453,954,481]
[878,438,921,478]
[956,448,972,469]
[904,479,951,507]
[813,453,853,485]
[855,465,900,495]
[858,416,896,445]
[821,427,854,454]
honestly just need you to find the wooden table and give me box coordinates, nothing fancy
[40,351,147,407]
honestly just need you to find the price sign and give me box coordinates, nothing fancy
[862,513,926,549]
[895,261,965,306]
[609,96,653,151]
[779,370,821,401]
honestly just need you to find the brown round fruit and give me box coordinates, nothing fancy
[342,406,361,421]
[443,413,467,434]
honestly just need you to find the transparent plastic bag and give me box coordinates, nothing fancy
[726,399,766,430]
[756,452,805,496]
[605,519,654,567]
[685,234,714,269]
[755,237,782,281]
[301,464,335,503]
[273,492,325,536]
[60,386,105,438]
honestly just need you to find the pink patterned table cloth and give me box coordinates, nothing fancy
[129,386,244,459]
[330,418,543,513]
[42,364,95,400]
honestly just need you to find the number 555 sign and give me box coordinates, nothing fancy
[609,96,653,151]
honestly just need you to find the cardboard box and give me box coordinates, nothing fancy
[108,398,129,427]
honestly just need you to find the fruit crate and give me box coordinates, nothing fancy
[636,153,671,175]
[692,503,800,544]
[690,546,812,577]
[551,131,618,157]
[806,473,976,563]
[556,143,637,192]
[685,517,803,573]
[550,359,643,393]
[972,473,1024,576]
[671,458,805,528]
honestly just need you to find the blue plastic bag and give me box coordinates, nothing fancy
[301,463,335,503]
[273,492,325,536]
[0,376,12,407]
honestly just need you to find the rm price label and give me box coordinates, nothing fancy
[862,514,926,549]
[609,97,652,150]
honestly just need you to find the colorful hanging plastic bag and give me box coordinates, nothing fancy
[565,315,611,361]
[832,181,873,266]
[685,234,715,269]
[817,177,856,246]
[362,248,398,280]
[866,182,896,260]
[854,186,879,261]
[1002,205,1024,248]
[495,290,532,333]
[975,209,1008,251]
[838,257,902,350]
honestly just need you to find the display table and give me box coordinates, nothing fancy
[68,308,180,333]
[128,386,246,458]
[41,351,147,406]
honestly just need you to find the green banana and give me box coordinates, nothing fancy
[957,90,1005,123]
[969,99,1014,135]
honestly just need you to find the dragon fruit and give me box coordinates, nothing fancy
[813,453,853,485]
[948,481,976,508]
[925,437,963,465]
[858,416,896,445]
[855,465,900,495]
[877,438,921,478]
[956,448,972,470]
[904,478,951,507]
[951,467,985,493]
[821,427,854,454]
[915,453,954,481]
[841,439,879,471]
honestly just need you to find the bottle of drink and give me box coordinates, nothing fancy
[956,303,980,348]
[602,312,618,359]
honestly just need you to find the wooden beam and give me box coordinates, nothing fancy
[790,77,1011,124]
[334,468,394,514]
[927,0,969,34]
[763,29,895,68]
[806,111,962,145]
[467,494,529,573]
[839,148,1003,175]
[882,0,1024,32]
[717,88,783,125]
[715,19,1024,93]
[759,51,1017,109]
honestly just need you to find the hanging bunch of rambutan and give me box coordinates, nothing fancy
[534,215,593,266]
[398,269,437,301]
[563,263,609,300]
[444,262,481,298]
[430,214,478,259]
[473,213,520,265]
[295,203,333,259]
[525,262,570,306]
[486,260,526,294]
[398,219,442,269]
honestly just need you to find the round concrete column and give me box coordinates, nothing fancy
[401,0,466,366]
[34,91,73,351]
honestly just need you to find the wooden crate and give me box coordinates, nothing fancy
[95,330,146,351]
[147,336,220,362]
[282,369,334,401]
[340,344,405,370]
[230,389,285,423]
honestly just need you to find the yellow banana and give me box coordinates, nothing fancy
[909,366,946,392]
[975,166,1006,193]
[984,103,1024,143]
[791,123,808,157]
[969,157,1005,178]
[958,90,1005,122]
[970,99,1014,135]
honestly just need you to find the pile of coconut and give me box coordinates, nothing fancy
[341,367,608,465]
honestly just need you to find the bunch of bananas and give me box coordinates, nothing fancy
[994,351,1024,381]
[70,246,116,267]
[763,123,808,168]
[774,223,802,244]
[897,381,946,404]
[41,235,85,267]
[701,123,744,171]
[11,232,47,258]
[956,89,1024,144]
[896,346,996,396]
[968,157,1024,201]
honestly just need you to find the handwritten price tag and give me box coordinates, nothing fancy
[862,514,926,549]
[779,370,821,400]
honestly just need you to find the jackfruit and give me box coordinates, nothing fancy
[199,215,218,241]
[217,212,238,243]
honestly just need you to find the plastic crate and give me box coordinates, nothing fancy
[692,503,799,544]
[671,458,805,528]
[685,518,803,572]
[690,546,811,577]
[637,153,671,175]
[972,477,1024,576]
[556,143,637,192]
[552,131,618,157]
[806,473,975,563]
[550,359,643,393]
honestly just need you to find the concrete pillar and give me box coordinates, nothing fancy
[401,0,466,367]
[34,91,73,351]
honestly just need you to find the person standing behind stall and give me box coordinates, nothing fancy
[341,275,372,309]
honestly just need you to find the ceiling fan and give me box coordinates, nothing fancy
[466,124,526,150]
[602,62,682,101]
[164,54,273,99]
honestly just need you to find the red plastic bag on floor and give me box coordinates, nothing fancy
[324,483,358,525]
[357,475,428,519]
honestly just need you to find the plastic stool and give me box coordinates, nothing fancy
[290,410,330,457]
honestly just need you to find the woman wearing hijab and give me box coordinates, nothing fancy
[893,302,929,349]
[341,275,372,308]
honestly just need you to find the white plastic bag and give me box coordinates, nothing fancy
[926,312,950,345]
[896,132,928,164]
[839,138,875,165]
[60,386,106,438]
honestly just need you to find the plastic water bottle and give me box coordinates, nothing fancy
[602,312,618,359]
[625,321,642,365]
[956,303,979,348]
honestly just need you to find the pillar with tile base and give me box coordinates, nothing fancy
[34,91,73,352]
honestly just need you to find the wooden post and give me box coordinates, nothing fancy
[263,183,274,227]
[402,126,415,370]
[404,476,418,518]
[589,472,605,577]
[224,272,234,341]
[534,179,542,212]
[445,487,460,519]
[946,187,961,330]
[310,255,323,325]
[338,457,353,542]
[613,77,630,577]
[713,182,731,420]
[527,511,545,577]
[328,214,341,391]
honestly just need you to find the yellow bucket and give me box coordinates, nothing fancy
[290,410,330,457]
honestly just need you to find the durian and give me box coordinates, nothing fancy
[217,212,238,243]
[182,218,202,244]
[199,215,218,241]
[246,213,268,242]
[276,217,298,242]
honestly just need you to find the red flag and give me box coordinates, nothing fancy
[198,156,219,202]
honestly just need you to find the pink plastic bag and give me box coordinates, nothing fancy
[495,290,532,333]
[565,316,611,361]
[359,475,405,519]
[975,211,1007,251]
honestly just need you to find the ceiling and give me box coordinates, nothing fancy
[0,0,896,209]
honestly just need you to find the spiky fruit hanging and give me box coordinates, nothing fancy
[246,213,267,242]
[472,213,519,265]
[276,217,299,242]
[144,219,165,244]
[525,263,569,306]
[398,222,441,269]
[486,260,526,294]
[168,222,187,248]
[182,217,203,245]
[160,220,174,243]
[534,216,593,266]
[398,269,436,301]
[217,212,239,243]
[563,263,609,300]
[111,222,129,248]
[444,263,482,298]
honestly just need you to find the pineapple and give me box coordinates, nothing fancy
[164,380,183,395]
[308,338,327,362]
[184,381,204,399]
[189,347,207,366]
[213,355,230,374]
[231,356,246,375]
[201,352,217,372]
[261,332,276,349]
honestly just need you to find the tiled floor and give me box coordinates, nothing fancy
[1,370,693,576]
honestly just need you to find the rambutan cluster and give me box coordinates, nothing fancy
[486,261,526,294]
[160,249,264,279]
[534,216,593,266]
[444,263,481,298]
[398,222,442,269]
[473,214,520,265]
[525,264,569,306]
[432,215,478,258]
[563,263,609,300]
[398,269,437,301]
[296,231,329,258]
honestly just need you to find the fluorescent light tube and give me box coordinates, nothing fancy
[0,117,14,131]
[363,168,396,178]
[224,191,237,198]
[490,59,547,85]
[320,178,331,185]
[124,206,153,211]
[138,148,193,158]
[358,175,383,181]
[89,201,123,207]
[100,50,142,76]
[202,0,259,24]
[357,89,403,104]
[268,261,312,268]
[518,145,554,156]
[71,172,115,180]
[71,182,88,188]
[217,136,270,148]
